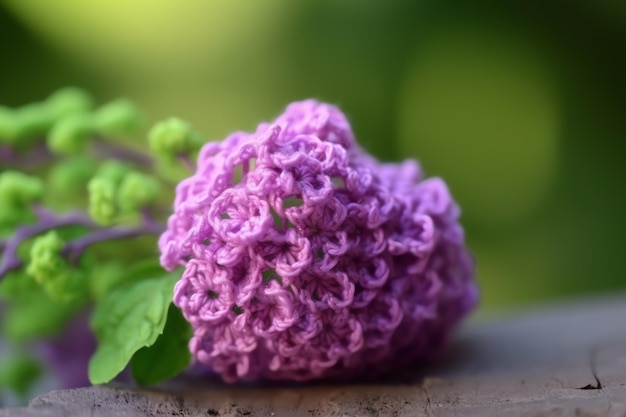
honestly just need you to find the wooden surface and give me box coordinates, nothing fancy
[2,294,626,417]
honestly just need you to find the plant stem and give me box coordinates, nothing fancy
[0,211,94,279]
[0,208,165,280]
[63,222,164,263]
[92,139,154,167]
[0,144,14,160]
[1,137,154,170]
[0,142,54,169]
[178,154,196,172]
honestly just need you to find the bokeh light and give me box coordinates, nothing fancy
[1,0,625,313]
[398,18,559,228]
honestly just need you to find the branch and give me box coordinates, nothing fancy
[178,154,196,172]
[0,208,165,280]
[92,139,154,167]
[0,144,14,160]
[0,211,95,279]
[0,142,55,169]
[63,221,165,264]
[1,136,154,171]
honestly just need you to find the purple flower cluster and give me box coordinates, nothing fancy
[159,100,478,382]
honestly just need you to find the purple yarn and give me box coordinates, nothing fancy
[159,100,478,382]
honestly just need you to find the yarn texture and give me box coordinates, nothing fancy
[159,100,478,382]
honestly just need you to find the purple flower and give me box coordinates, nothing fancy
[159,100,478,382]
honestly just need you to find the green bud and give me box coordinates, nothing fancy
[48,156,97,199]
[0,106,17,144]
[86,161,134,224]
[148,117,203,160]
[42,270,87,304]
[0,171,41,229]
[0,171,44,206]
[96,160,131,185]
[27,231,67,286]
[14,104,56,141]
[26,231,86,303]
[93,99,141,135]
[0,203,30,232]
[48,113,95,155]
[88,176,117,225]
[117,171,161,212]
[0,272,39,300]
[46,87,94,118]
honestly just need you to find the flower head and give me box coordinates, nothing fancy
[159,100,478,382]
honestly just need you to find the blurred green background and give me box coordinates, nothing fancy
[1,0,625,312]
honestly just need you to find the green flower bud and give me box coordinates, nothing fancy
[48,156,97,199]
[47,113,95,155]
[0,171,44,206]
[46,87,94,118]
[14,104,56,141]
[0,203,30,232]
[93,99,141,135]
[148,117,203,160]
[0,272,39,299]
[117,171,161,212]
[0,106,17,144]
[42,270,86,304]
[27,231,67,286]
[26,231,86,303]
[0,172,42,229]
[87,176,117,225]
[96,160,131,185]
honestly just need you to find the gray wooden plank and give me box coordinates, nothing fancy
[2,294,626,417]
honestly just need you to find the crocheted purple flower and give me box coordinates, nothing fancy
[159,100,478,382]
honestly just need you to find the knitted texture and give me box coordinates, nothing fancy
[159,100,478,382]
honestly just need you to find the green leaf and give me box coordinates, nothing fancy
[88,260,165,301]
[87,262,126,301]
[88,271,179,384]
[131,304,192,386]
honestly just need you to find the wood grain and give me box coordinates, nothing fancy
[3,294,626,417]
